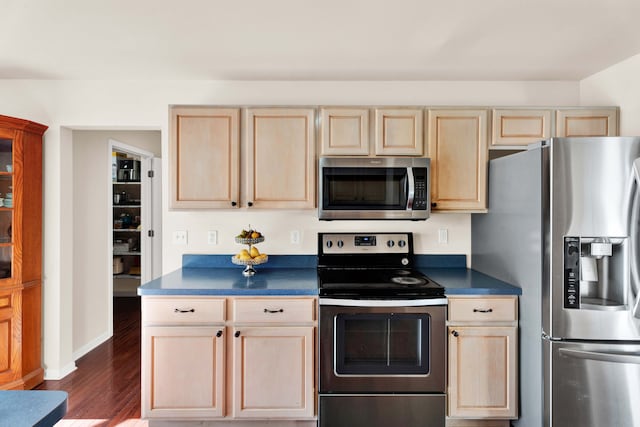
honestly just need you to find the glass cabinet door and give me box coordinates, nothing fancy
[0,138,13,279]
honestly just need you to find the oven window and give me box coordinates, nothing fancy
[335,313,430,375]
[322,167,408,210]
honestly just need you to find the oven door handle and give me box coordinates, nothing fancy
[319,298,448,307]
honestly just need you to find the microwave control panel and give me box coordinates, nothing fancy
[412,169,428,210]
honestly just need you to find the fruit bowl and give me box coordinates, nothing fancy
[234,236,265,245]
[231,254,268,276]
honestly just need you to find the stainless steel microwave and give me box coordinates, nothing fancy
[318,157,430,220]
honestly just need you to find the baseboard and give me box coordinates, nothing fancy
[73,330,113,361]
[44,361,77,380]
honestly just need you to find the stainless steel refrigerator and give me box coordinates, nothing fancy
[472,137,640,427]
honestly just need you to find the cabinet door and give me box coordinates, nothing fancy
[374,108,423,156]
[170,107,240,209]
[142,326,225,419]
[0,290,19,386]
[555,108,619,137]
[320,107,369,155]
[491,109,552,147]
[232,326,315,419]
[245,108,315,209]
[427,109,488,211]
[448,326,517,419]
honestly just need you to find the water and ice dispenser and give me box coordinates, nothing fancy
[564,237,627,310]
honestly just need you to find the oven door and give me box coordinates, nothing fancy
[319,299,446,393]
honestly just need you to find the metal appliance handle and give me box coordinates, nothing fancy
[559,347,640,365]
[319,298,448,307]
[407,167,415,210]
[629,158,640,318]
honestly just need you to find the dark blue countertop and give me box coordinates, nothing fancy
[138,254,521,296]
[0,390,67,427]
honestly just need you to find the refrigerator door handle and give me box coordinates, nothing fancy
[629,158,640,318]
[559,347,640,365]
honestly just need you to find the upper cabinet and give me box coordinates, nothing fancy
[555,108,619,137]
[245,108,316,209]
[374,108,423,156]
[427,109,489,212]
[319,107,423,156]
[491,109,552,148]
[170,107,240,209]
[319,107,369,156]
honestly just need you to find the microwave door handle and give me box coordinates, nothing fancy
[407,167,415,210]
[630,158,640,319]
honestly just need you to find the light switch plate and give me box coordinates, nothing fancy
[173,230,188,245]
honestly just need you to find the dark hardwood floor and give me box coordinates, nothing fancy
[37,297,147,426]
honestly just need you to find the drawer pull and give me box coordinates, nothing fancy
[174,308,195,313]
[264,308,284,314]
[216,330,223,338]
[235,331,241,338]
[451,330,459,337]
[473,308,493,313]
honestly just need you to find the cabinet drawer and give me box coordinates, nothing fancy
[232,298,315,323]
[448,297,517,322]
[143,298,225,324]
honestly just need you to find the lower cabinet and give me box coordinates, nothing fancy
[447,296,518,426]
[141,296,317,422]
[232,326,315,418]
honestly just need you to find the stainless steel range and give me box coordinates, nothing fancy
[317,232,447,427]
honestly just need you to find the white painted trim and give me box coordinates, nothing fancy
[44,362,77,381]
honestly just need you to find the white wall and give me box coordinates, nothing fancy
[0,79,581,378]
[72,130,160,361]
[581,52,640,136]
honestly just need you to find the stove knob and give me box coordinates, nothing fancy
[337,240,344,248]
[398,240,407,248]
[326,240,333,248]
[387,240,395,248]
[401,257,409,265]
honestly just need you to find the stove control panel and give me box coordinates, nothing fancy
[321,233,411,254]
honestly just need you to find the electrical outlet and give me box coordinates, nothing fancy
[207,230,218,245]
[438,228,448,244]
[172,230,188,245]
[290,230,300,244]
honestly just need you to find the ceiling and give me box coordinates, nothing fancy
[2,0,640,81]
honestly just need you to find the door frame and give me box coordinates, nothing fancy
[107,139,160,322]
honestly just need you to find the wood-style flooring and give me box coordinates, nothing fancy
[36,297,147,427]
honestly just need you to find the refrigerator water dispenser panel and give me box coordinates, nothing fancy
[564,237,580,309]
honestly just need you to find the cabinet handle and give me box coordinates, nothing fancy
[431,202,437,208]
[264,308,284,314]
[231,201,237,207]
[234,331,241,338]
[451,330,459,337]
[174,308,195,313]
[216,330,223,338]
[473,308,493,313]
[247,201,253,207]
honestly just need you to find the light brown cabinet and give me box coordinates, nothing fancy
[447,296,518,424]
[427,109,489,212]
[555,108,619,137]
[374,108,423,156]
[245,108,316,209]
[170,107,240,209]
[319,107,369,156]
[141,296,317,422]
[0,115,46,390]
[491,109,552,148]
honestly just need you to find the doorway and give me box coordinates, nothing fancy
[70,130,161,362]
